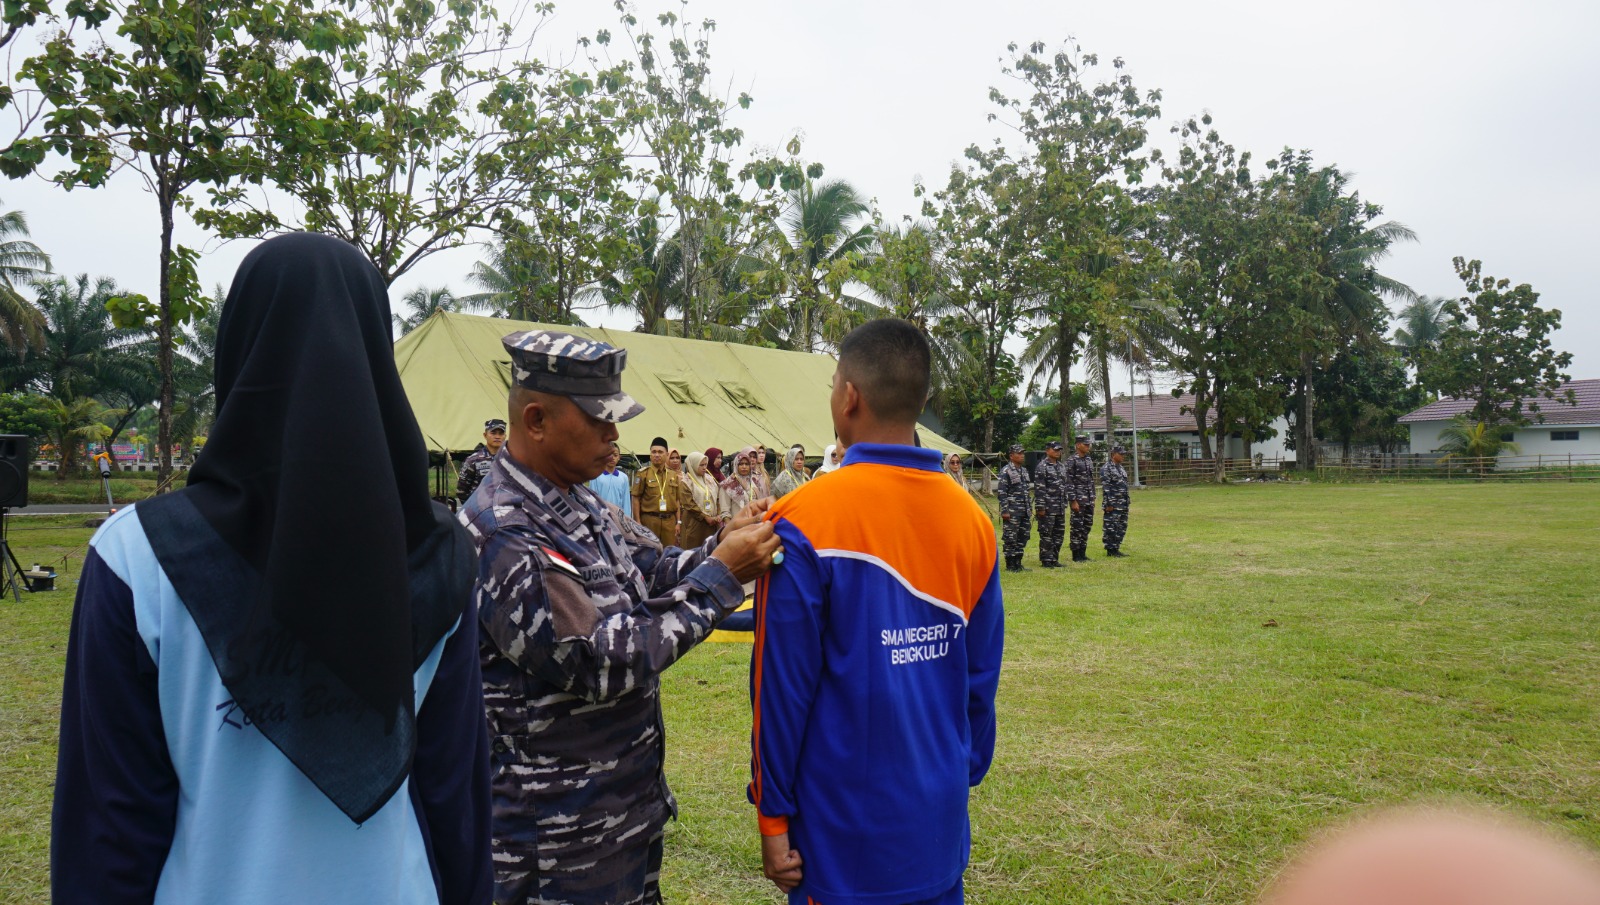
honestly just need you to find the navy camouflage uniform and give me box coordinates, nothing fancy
[1032,443,1068,567]
[1101,448,1131,555]
[462,330,746,905]
[996,445,1032,570]
[458,418,508,504]
[1066,438,1097,559]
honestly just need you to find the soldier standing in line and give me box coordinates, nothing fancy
[631,436,680,546]
[456,418,506,504]
[1101,444,1131,557]
[996,443,1032,573]
[1032,440,1068,568]
[1065,434,1097,563]
[459,329,780,905]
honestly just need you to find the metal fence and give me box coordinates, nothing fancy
[1316,453,1600,482]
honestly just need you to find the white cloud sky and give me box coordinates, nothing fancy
[5,0,1596,378]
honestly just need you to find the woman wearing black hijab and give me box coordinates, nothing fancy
[52,233,491,905]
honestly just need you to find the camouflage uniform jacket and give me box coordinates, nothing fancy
[1101,461,1130,509]
[996,462,1033,515]
[1032,458,1068,512]
[1066,453,1097,506]
[459,451,746,873]
[456,444,495,503]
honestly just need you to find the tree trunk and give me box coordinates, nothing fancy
[1299,351,1317,471]
[1098,341,1113,446]
[1056,321,1076,445]
[980,412,995,494]
[104,407,143,473]
[156,194,176,493]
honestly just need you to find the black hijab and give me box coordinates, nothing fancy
[137,233,472,823]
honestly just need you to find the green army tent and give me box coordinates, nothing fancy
[393,311,970,457]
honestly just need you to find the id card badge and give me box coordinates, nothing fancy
[658,495,666,512]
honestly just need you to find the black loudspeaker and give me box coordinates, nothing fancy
[0,435,29,508]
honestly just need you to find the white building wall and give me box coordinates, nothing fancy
[1407,421,1600,460]
[1500,424,1600,458]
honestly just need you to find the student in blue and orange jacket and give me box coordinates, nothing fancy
[749,319,1005,905]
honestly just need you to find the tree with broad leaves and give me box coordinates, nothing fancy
[602,3,809,340]
[1152,114,1301,480]
[14,0,364,489]
[990,40,1162,444]
[1419,258,1574,428]
[922,147,1041,460]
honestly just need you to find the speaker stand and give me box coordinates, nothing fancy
[0,508,29,602]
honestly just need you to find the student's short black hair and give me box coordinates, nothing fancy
[651,437,668,450]
[837,319,931,424]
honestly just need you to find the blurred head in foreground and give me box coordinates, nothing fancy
[1261,808,1600,905]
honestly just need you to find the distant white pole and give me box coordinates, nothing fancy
[1128,357,1141,487]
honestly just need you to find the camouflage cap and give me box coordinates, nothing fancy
[502,330,644,423]
[1074,434,1091,445]
[484,418,507,432]
[1045,440,1063,450]
[1008,443,1026,454]
[1110,444,1127,454]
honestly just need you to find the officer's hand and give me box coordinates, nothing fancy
[1035,509,1044,519]
[1071,501,1080,513]
[713,521,782,584]
[1000,512,1011,522]
[722,497,774,538]
[761,832,804,893]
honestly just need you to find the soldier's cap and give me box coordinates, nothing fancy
[1045,440,1064,450]
[502,330,643,423]
[1074,435,1091,445]
[1008,443,1026,454]
[484,418,507,432]
[1111,444,1127,454]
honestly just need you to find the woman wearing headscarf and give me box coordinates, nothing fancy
[771,444,811,499]
[704,446,725,480]
[720,447,759,518]
[815,443,842,477]
[52,234,490,905]
[946,451,965,485]
[679,451,724,548]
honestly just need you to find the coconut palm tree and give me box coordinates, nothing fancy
[1282,165,1417,469]
[13,274,142,401]
[1393,295,1449,365]
[43,396,116,480]
[393,285,462,334]
[864,221,973,408]
[1436,414,1519,475]
[0,203,49,351]
[752,177,879,353]
[460,235,556,322]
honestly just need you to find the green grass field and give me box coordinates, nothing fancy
[2,484,1598,903]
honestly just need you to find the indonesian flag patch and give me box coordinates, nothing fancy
[541,547,582,579]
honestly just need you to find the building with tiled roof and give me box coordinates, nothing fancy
[1399,379,1600,457]
[1078,393,1295,461]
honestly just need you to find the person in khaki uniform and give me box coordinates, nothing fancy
[632,436,680,546]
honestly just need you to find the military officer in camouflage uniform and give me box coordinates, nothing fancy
[997,443,1032,572]
[1101,443,1131,557]
[459,329,781,905]
[1066,434,1097,563]
[1032,439,1068,568]
[456,417,507,504]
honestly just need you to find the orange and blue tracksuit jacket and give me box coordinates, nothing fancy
[749,443,1005,905]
